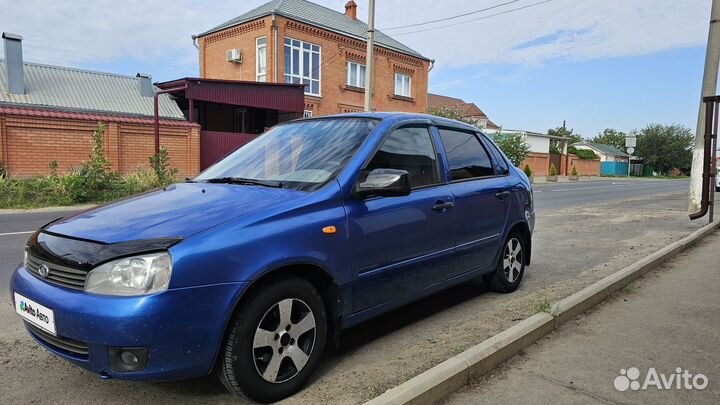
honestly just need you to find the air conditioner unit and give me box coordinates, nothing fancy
[226,49,243,63]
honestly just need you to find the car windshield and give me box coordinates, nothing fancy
[195,118,378,191]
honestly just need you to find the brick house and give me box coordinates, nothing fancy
[195,0,433,116]
[427,93,499,130]
[0,33,200,178]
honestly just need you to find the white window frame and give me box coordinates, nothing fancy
[284,37,321,96]
[346,61,366,88]
[303,110,313,118]
[256,37,267,82]
[394,73,412,98]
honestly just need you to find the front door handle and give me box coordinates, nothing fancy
[432,201,454,212]
[495,191,511,199]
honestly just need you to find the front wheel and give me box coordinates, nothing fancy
[217,277,327,403]
[483,233,526,293]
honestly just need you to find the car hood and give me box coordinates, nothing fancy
[45,183,307,244]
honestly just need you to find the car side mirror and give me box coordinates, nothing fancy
[353,168,411,199]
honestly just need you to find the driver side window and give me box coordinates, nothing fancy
[365,125,440,188]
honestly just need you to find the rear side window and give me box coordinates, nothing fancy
[483,136,510,174]
[438,129,496,180]
[365,125,440,188]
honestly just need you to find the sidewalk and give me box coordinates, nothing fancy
[441,231,720,405]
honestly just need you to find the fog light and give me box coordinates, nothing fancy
[120,351,138,366]
[108,347,148,372]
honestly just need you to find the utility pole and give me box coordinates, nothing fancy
[364,0,376,112]
[689,0,720,214]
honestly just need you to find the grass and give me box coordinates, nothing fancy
[0,169,167,209]
[533,295,552,314]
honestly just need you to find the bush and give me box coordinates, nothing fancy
[523,164,532,177]
[572,165,578,176]
[493,132,531,167]
[574,149,598,160]
[149,147,179,187]
[0,122,182,209]
[549,163,558,176]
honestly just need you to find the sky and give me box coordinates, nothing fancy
[0,0,714,137]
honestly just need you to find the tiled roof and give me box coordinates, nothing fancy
[198,0,429,60]
[574,141,629,156]
[428,93,499,129]
[0,60,185,119]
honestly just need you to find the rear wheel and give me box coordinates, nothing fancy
[217,277,327,403]
[483,232,526,293]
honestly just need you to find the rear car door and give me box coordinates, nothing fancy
[346,124,455,312]
[436,128,511,276]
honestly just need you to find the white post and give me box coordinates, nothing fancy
[364,0,376,112]
[689,0,720,213]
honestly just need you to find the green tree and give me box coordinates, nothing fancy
[548,125,583,154]
[635,124,693,175]
[426,105,474,125]
[493,132,531,167]
[592,128,627,150]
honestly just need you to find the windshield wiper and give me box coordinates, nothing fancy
[202,177,283,188]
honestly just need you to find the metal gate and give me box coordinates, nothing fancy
[200,131,259,171]
[549,154,562,174]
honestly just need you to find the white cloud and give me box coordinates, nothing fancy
[0,0,711,76]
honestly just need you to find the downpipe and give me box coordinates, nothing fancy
[690,97,718,221]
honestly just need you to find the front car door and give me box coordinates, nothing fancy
[436,127,511,277]
[345,124,455,313]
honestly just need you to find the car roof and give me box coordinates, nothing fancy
[309,112,482,133]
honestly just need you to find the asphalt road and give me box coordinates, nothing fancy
[0,179,692,296]
[531,179,691,212]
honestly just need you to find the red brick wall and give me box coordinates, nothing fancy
[568,154,601,176]
[0,113,200,178]
[520,152,550,176]
[199,15,430,116]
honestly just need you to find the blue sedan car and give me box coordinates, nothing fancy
[11,113,534,402]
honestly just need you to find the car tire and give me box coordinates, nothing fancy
[217,277,327,403]
[483,232,526,293]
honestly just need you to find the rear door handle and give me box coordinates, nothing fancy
[495,191,511,199]
[432,201,454,212]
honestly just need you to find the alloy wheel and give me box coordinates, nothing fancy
[252,298,317,383]
[502,237,523,283]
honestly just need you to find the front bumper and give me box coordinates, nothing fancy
[11,265,248,381]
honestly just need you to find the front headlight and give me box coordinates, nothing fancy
[85,252,172,296]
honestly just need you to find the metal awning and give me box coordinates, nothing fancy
[156,77,305,113]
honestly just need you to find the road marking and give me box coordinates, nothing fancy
[548,182,683,192]
[0,231,34,236]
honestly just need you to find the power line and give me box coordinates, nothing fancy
[390,0,553,37]
[382,0,521,31]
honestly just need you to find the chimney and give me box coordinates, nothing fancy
[136,73,153,97]
[344,0,357,21]
[2,32,25,95]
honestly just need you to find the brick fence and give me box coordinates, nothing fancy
[0,107,200,178]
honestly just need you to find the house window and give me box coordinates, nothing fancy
[394,73,411,98]
[284,37,321,96]
[256,37,267,82]
[346,61,366,88]
[303,110,313,118]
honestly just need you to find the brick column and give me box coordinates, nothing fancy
[105,122,121,172]
[0,116,7,165]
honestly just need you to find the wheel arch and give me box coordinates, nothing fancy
[508,221,532,266]
[210,263,343,373]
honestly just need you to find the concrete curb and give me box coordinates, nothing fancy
[363,221,720,405]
